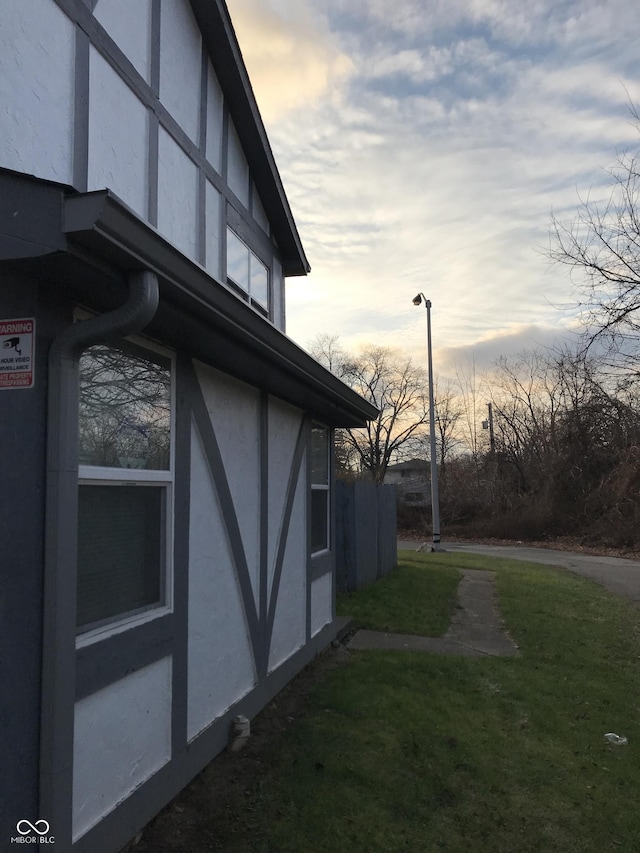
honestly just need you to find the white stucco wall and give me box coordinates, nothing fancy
[206,61,224,172]
[157,127,199,261]
[1,1,287,337]
[268,464,307,672]
[272,258,285,331]
[72,656,172,841]
[160,0,201,144]
[227,118,250,207]
[93,0,152,82]
[195,362,261,600]
[88,47,149,218]
[266,398,303,595]
[187,420,256,741]
[266,397,307,670]
[206,181,222,278]
[0,0,74,184]
[253,185,269,235]
[310,572,333,637]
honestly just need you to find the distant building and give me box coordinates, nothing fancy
[384,459,431,506]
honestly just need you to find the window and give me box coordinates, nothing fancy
[77,340,173,636]
[226,227,269,314]
[311,425,330,554]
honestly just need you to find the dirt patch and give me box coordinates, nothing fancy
[121,643,351,853]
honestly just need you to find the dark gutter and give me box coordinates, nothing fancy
[0,168,68,258]
[0,172,376,426]
[62,190,376,426]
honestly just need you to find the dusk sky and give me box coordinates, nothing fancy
[226,0,640,373]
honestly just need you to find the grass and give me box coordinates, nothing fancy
[148,551,640,852]
[336,550,460,636]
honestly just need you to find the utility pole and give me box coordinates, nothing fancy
[412,293,442,551]
[487,402,495,453]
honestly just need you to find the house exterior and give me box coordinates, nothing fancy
[384,459,431,506]
[0,2,377,851]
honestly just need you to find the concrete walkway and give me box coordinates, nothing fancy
[399,540,640,607]
[348,540,640,658]
[347,568,518,657]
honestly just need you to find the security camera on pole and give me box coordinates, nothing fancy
[412,293,443,551]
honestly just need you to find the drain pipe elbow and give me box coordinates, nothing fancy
[50,270,159,363]
[47,269,160,477]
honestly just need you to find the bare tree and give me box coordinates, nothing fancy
[307,333,345,374]
[452,355,488,487]
[78,343,171,469]
[488,350,564,495]
[404,378,463,489]
[309,336,429,483]
[549,119,640,370]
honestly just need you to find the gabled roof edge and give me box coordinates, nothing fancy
[190,0,311,277]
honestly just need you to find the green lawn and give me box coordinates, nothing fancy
[157,551,640,852]
[336,551,461,636]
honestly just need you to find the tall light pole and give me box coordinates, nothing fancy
[413,293,442,551]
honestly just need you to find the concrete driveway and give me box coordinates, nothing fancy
[398,540,640,607]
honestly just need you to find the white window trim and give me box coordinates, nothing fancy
[79,466,173,483]
[76,336,176,647]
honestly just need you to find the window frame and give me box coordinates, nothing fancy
[76,335,175,647]
[225,225,271,317]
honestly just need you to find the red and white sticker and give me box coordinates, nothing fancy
[0,318,35,389]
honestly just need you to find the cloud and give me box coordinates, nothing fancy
[227,0,640,373]
[434,323,577,373]
[225,0,353,120]
[362,46,454,84]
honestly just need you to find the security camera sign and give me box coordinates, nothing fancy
[0,318,35,389]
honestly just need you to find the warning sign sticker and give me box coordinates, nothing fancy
[0,318,35,389]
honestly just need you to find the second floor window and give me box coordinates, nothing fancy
[226,227,269,314]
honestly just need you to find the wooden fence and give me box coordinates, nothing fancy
[335,481,397,593]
